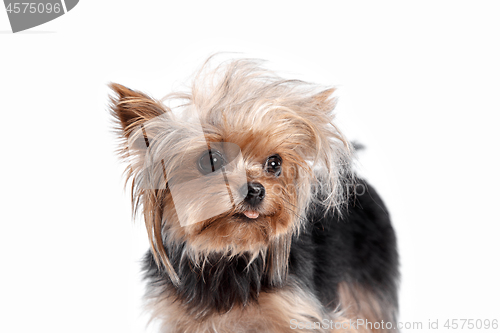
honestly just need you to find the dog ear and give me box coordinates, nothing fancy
[310,88,337,114]
[108,83,166,138]
[109,84,180,285]
[295,87,353,212]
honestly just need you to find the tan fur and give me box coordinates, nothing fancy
[146,278,339,333]
[109,57,359,332]
[146,280,394,332]
[337,282,398,333]
[109,58,353,284]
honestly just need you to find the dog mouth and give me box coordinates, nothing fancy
[234,210,275,222]
[242,210,260,219]
[232,211,261,222]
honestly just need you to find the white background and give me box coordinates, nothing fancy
[1,1,499,332]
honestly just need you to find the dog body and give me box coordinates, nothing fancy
[110,58,399,332]
[142,181,398,333]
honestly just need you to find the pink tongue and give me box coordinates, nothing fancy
[243,211,260,219]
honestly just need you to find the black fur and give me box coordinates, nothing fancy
[142,177,399,318]
[307,179,399,310]
[143,244,274,319]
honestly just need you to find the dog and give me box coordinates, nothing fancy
[109,57,399,332]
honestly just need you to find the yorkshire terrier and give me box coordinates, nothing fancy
[109,58,399,333]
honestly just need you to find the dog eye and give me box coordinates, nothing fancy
[198,150,225,175]
[265,154,282,176]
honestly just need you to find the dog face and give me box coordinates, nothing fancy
[161,114,308,255]
[110,59,352,283]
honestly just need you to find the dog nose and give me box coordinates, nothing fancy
[244,182,265,206]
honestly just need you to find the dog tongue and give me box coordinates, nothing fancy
[243,211,260,219]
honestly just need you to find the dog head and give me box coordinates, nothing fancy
[109,58,352,284]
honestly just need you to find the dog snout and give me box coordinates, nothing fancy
[243,182,265,207]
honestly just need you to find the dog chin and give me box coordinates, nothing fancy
[186,215,273,251]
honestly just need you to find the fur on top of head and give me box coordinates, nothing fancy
[109,57,353,285]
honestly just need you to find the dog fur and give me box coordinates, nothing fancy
[109,57,399,332]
